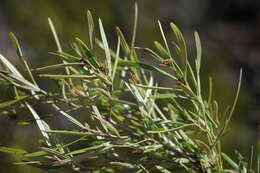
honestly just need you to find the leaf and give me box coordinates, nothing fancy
[116,27,130,55]
[65,142,109,156]
[31,63,84,71]
[247,145,254,172]
[125,82,145,105]
[0,53,46,96]
[51,103,86,129]
[0,54,23,78]
[9,32,23,58]
[0,71,43,93]
[158,21,171,57]
[222,152,239,171]
[154,41,171,58]
[0,95,29,109]
[149,93,189,99]
[92,105,109,133]
[134,46,164,62]
[131,2,138,48]
[223,69,242,132]
[51,51,81,61]
[147,124,192,134]
[45,130,93,136]
[109,162,136,169]
[0,146,27,155]
[134,84,175,91]
[170,22,188,77]
[14,161,41,165]
[112,36,120,81]
[155,165,171,173]
[118,59,177,80]
[48,18,73,84]
[41,147,68,159]
[39,74,97,79]
[74,37,100,68]
[99,18,112,77]
[9,32,39,89]
[25,102,52,147]
[48,18,62,52]
[87,10,94,49]
[194,31,202,75]
[25,136,85,158]
[152,119,185,125]
[194,32,202,96]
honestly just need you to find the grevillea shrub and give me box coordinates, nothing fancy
[0,3,258,173]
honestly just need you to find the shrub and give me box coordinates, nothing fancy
[0,3,258,173]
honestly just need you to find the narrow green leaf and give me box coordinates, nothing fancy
[222,152,239,171]
[87,10,94,49]
[125,82,145,105]
[208,77,213,103]
[26,102,52,147]
[154,41,170,58]
[247,145,254,171]
[0,95,29,109]
[39,74,97,79]
[149,93,189,99]
[41,147,68,160]
[45,130,93,136]
[65,142,108,156]
[0,146,27,155]
[48,18,62,52]
[148,125,192,134]
[134,46,164,62]
[0,71,44,93]
[0,71,43,93]
[224,69,242,131]
[194,32,202,96]
[134,84,175,91]
[194,31,202,74]
[155,165,171,173]
[51,103,86,129]
[24,137,84,157]
[51,51,81,61]
[9,32,38,89]
[0,54,23,78]
[170,22,188,78]
[109,162,136,169]
[158,21,171,57]
[31,63,83,71]
[131,2,138,48]
[48,18,72,84]
[9,32,23,58]
[75,37,100,68]
[116,27,130,56]
[118,59,177,80]
[14,161,41,165]
[99,18,112,77]
[112,36,120,82]
[92,105,109,133]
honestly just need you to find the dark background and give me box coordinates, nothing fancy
[0,0,259,172]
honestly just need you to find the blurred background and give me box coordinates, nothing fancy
[0,0,259,172]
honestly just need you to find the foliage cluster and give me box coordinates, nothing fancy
[0,3,258,173]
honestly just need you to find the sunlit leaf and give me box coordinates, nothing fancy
[25,102,52,147]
